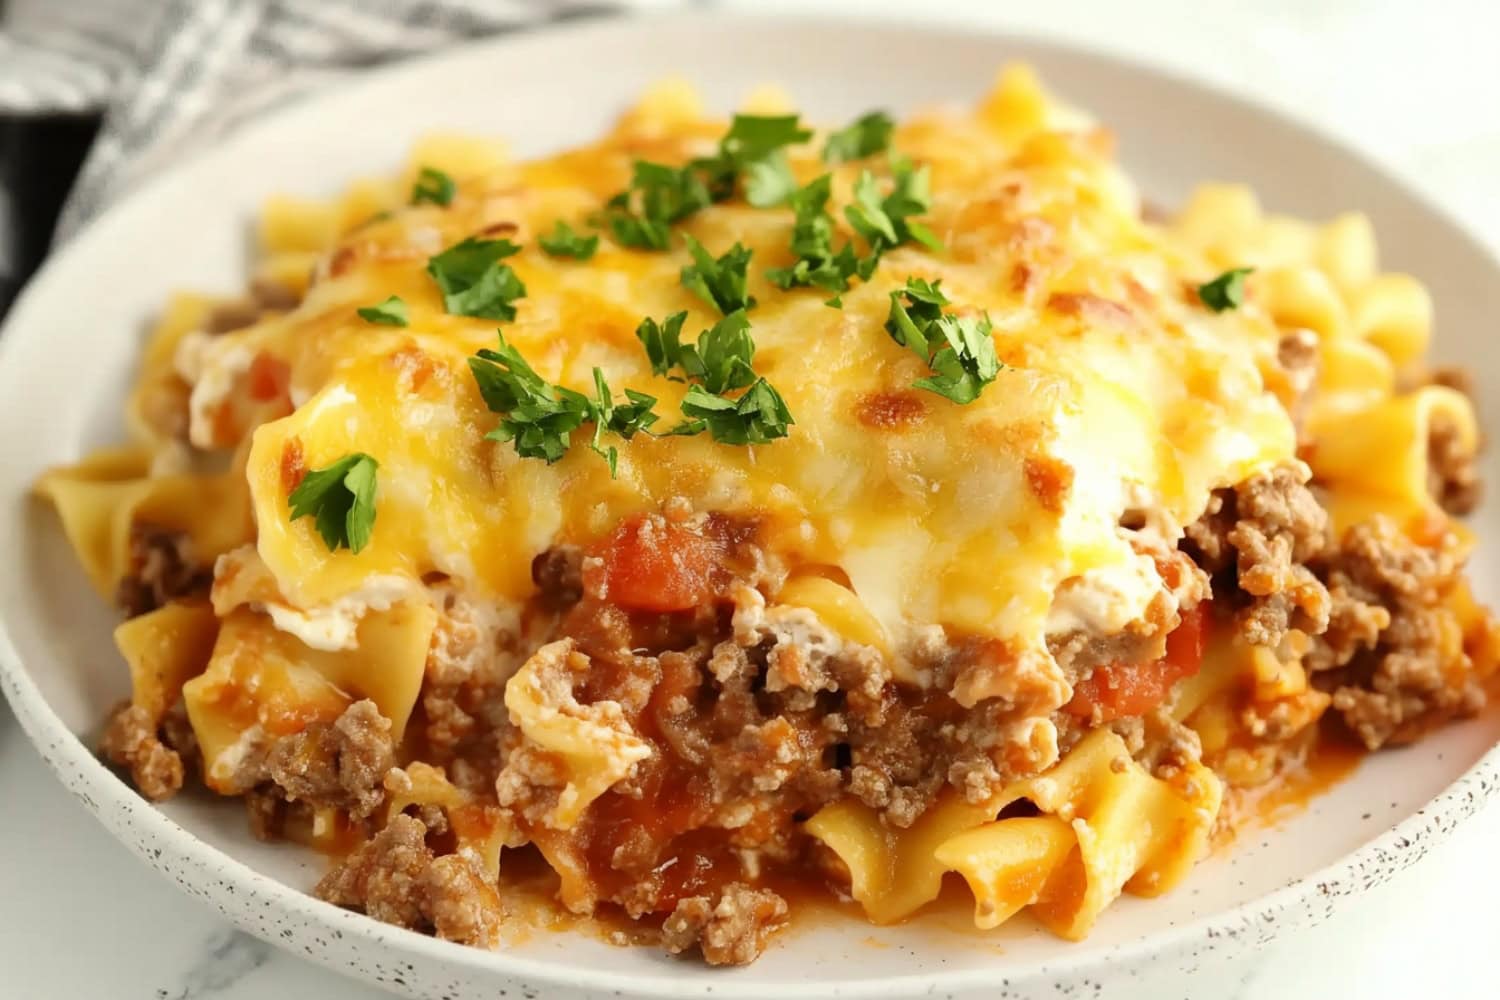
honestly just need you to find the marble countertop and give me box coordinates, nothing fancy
[5,1,1499,997]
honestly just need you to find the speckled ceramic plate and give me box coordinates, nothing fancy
[2,11,1498,1000]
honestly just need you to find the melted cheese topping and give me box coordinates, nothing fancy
[190,70,1296,684]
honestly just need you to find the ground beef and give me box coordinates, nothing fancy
[420,584,519,768]
[1307,517,1486,748]
[315,815,503,946]
[660,883,788,966]
[100,701,184,800]
[1183,464,1331,648]
[532,545,584,611]
[421,853,504,947]
[265,699,395,819]
[316,814,433,929]
[1428,411,1482,516]
[115,525,211,618]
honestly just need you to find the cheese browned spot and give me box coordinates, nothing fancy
[1024,454,1075,514]
[855,390,928,431]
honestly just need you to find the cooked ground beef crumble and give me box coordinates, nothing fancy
[97,398,1493,965]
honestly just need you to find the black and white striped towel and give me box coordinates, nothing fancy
[0,0,635,242]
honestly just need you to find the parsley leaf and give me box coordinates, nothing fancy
[600,161,714,250]
[587,368,659,474]
[427,237,526,320]
[845,158,943,257]
[538,221,599,260]
[742,151,800,208]
[766,175,870,295]
[713,114,810,207]
[913,314,1001,404]
[719,114,814,166]
[599,114,812,250]
[468,333,590,463]
[411,166,456,207]
[885,278,1000,404]
[288,453,380,554]
[637,309,757,395]
[468,333,660,474]
[356,295,409,327]
[678,379,793,445]
[1198,267,1254,312]
[823,110,895,163]
[636,311,689,377]
[681,235,756,314]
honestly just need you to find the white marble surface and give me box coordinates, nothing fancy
[5,1,1500,997]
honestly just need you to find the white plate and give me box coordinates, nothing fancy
[2,11,1498,1000]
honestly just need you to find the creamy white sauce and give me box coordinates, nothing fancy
[1044,549,1164,636]
[206,723,265,786]
[262,574,415,651]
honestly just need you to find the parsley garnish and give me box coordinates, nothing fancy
[599,114,813,250]
[288,453,379,554]
[823,111,895,164]
[635,308,793,445]
[538,221,599,260]
[427,237,526,320]
[599,161,713,250]
[1198,267,1253,312]
[677,380,794,445]
[636,309,758,395]
[411,166,456,207]
[681,235,756,315]
[766,175,871,296]
[704,114,813,208]
[356,296,409,327]
[636,312,689,378]
[468,333,658,474]
[846,158,943,256]
[885,278,1000,404]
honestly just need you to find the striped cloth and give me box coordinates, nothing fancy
[0,0,637,240]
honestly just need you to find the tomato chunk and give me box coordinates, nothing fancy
[595,514,722,613]
[1065,603,1207,722]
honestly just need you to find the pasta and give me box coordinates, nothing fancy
[36,65,1498,965]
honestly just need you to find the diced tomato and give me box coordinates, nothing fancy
[1065,602,1207,722]
[247,351,291,402]
[594,514,722,613]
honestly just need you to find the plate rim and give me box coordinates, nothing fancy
[2,8,1499,997]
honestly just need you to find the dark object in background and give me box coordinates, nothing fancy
[0,114,101,320]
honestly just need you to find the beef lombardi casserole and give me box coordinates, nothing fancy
[37,67,1498,965]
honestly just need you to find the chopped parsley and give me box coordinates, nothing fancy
[468,332,658,474]
[766,174,871,296]
[599,114,813,249]
[538,221,599,260]
[356,295,409,327]
[703,114,813,208]
[681,235,756,314]
[846,158,943,256]
[636,309,758,395]
[427,237,526,320]
[636,312,689,378]
[635,308,792,445]
[1198,267,1253,312]
[288,453,379,554]
[822,111,895,164]
[885,278,1001,404]
[677,379,793,445]
[599,161,714,250]
[410,166,456,207]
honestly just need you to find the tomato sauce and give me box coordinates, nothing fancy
[1066,603,1207,722]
